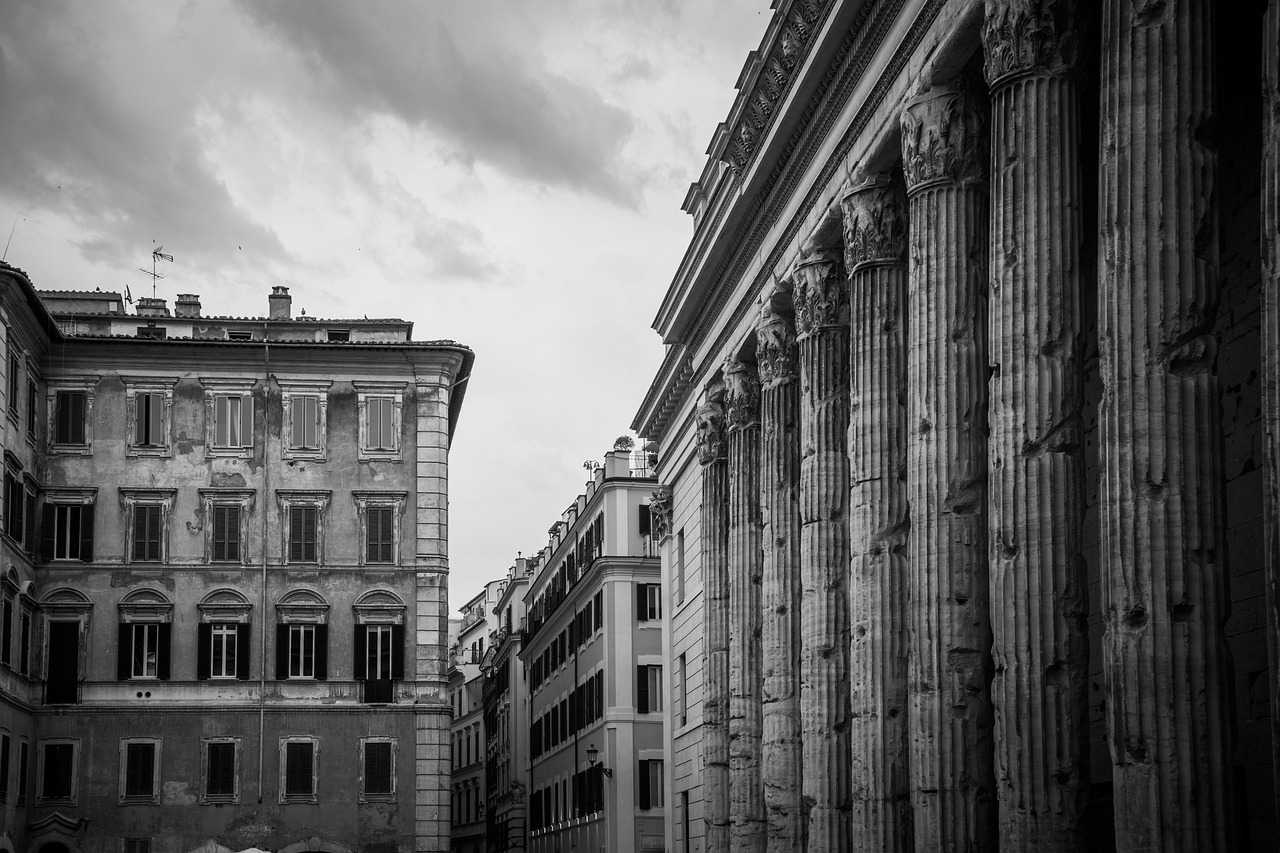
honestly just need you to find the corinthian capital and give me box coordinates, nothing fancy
[900,79,989,193]
[649,487,673,540]
[696,382,728,465]
[756,288,797,386]
[982,0,1083,88]
[792,249,847,337]
[723,356,761,431]
[842,172,908,271]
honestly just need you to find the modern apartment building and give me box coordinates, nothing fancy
[521,448,662,853]
[0,265,472,853]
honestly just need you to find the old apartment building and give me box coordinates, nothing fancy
[0,265,472,853]
[481,558,530,852]
[635,1,1280,852]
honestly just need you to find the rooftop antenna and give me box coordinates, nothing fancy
[138,244,173,299]
[2,213,21,262]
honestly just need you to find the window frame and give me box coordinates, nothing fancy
[117,588,173,682]
[199,488,255,565]
[280,380,331,461]
[359,737,396,803]
[6,337,21,423]
[201,737,241,804]
[124,378,175,458]
[119,488,176,565]
[26,374,38,443]
[279,737,319,804]
[41,487,97,565]
[277,490,331,565]
[275,589,330,681]
[197,588,252,681]
[118,737,162,805]
[352,491,407,567]
[638,583,662,622]
[47,379,96,455]
[638,663,663,714]
[36,738,79,805]
[355,381,405,461]
[204,379,256,458]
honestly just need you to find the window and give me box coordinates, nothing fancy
[120,489,175,565]
[326,329,350,342]
[1,596,10,667]
[212,506,241,562]
[356,624,404,682]
[18,741,28,804]
[7,346,19,418]
[136,325,167,339]
[280,738,318,803]
[126,381,175,456]
[227,329,253,341]
[360,739,395,801]
[26,379,37,440]
[355,382,403,460]
[675,529,686,604]
[638,759,665,809]
[280,381,330,461]
[677,653,688,726]
[202,738,239,803]
[125,840,152,853]
[38,740,76,803]
[638,583,662,621]
[117,588,173,681]
[278,491,330,565]
[0,733,10,800]
[287,625,316,678]
[119,739,160,804]
[214,394,253,448]
[354,491,406,566]
[53,389,88,446]
[200,489,254,565]
[197,588,252,680]
[638,664,663,714]
[292,394,319,449]
[47,504,91,561]
[133,506,162,561]
[18,608,30,675]
[4,471,23,543]
[275,589,329,681]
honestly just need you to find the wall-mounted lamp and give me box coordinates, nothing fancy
[585,743,613,778]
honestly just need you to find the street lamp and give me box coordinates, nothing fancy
[585,743,613,778]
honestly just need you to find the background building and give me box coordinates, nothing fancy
[0,265,472,853]
[449,580,504,853]
[635,1,1280,852]
[521,447,662,853]
[482,557,531,852]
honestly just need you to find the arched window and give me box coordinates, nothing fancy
[117,588,173,681]
[275,589,329,680]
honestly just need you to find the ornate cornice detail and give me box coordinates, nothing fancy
[900,78,989,193]
[723,356,761,430]
[695,382,728,465]
[792,250,847,337]
[649,487,673,541]
[982,0,1084,89]
[757,287,798,386]
[841,172,908,271]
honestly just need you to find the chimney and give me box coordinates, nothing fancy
[269,286,292,320]
[174,293,202,318]
[136,297,170,317]
[603,449,630,478]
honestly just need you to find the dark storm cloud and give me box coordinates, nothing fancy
[0,1,284,269]
[236,0,638,204]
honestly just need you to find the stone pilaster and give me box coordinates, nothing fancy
[698,383,731,853]
[841,171,912,853]
[1098,1,1235,849]
[1263,0,1280,828]
[982,3,1089,850]
[900,80,996,852]
[726,354,766,853]
[756,290,804,853]
[793,247,852,853]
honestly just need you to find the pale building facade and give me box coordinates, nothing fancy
[0,267,472,853]
[481,559,531,851]
[635,1,1280,852]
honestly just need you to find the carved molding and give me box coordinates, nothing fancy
[723,356,761,430]
[982,0,1084,88]
[757,287,798,386]
[900,78,989,192]
[695,382,728,465]
[842,172,908,271]
[650,488,673,541]
[792,249,848,336]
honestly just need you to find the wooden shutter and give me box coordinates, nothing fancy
[212,507,227,561]
[23,491,35,554]
[637,585,647,622]
[639,503,651,535]
[240,395,253,447]
[41,504,55,562]
[380,508,394,562]
[365,742,392,794]
[236,624,250,680]
[314,624,328,680]
[286,742,312,795]
[275,624,289,680]
[215,396,228,446]
[157,624,171,680]
[197,623,212,680]
[291,397,305,448]
[148,393,162,444]
[226,506,240,561]
[289,507,303,562]
[117,624,131,680]
[302,507,317,562]
[79,505,94,562]
[638,760,651,809]
[391,625,405,680]
[353,626,367,680]
[637,664,649,714]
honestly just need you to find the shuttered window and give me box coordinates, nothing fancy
[366,506,394,563]
[290,395,319,449]
[0,734,10,800]
[211,505,240,562]
[123,742,156,799]
[638,759,664,809]
[363,741,393,796]
[637,665,662,714]
[123,623,171,680]
[45,504,93,562]
[54,390,85,445]
[132,505,162,561]
[134,392,163,446]
[284,741,315,797]
[637,583,662,621]
[289,506,318,563]
[198,623,250,680]
[365,397,395,450]
[213,395,253,448]
[41,743,73,800]
[206,741,236,799]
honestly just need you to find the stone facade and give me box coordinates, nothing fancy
[635,1,1280,851]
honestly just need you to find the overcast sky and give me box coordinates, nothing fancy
[0,0,769,610]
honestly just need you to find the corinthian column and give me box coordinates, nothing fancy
[698,384,731,853]
[841,171,912,853]
[981,3,1089,849]
[756,291,804,853]
[1263,0,1280,827]
[1098,2,1235,849]
[900,80,996,852]
[793,247,852,853]
[725,354,766,853]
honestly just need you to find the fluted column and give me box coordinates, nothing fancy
[726,354,766,853]
[756,291,804,853]
[900,80,996,852]
[841,172,912,853]
[699,384,731,853]
[981,3,1089,849]
[1098,2,1235,849]
[1263,0,1280,827]
[793,247,852,853]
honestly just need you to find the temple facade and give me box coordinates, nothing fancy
[634,1,1280,851]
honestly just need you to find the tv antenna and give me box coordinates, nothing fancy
[138,245,173,298]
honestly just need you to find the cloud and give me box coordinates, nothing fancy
[235,0,638,204]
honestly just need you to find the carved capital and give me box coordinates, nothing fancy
[900,79,989,192]
[695,383,728,465]
[756,289,798,386]
[792,250,847,337]
[649,487,673,540]
[723,356,761,430]
[841,172,908,271]
[982,0,1084,88]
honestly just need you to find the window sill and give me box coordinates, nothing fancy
[126,446,173,459]
[201,794,239,805]
[359,793,396,804]
[48,442,91,457]
[280,794,318,805]
[283,448,327,462]
[119,794,159,805]
[207,446,253,459]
